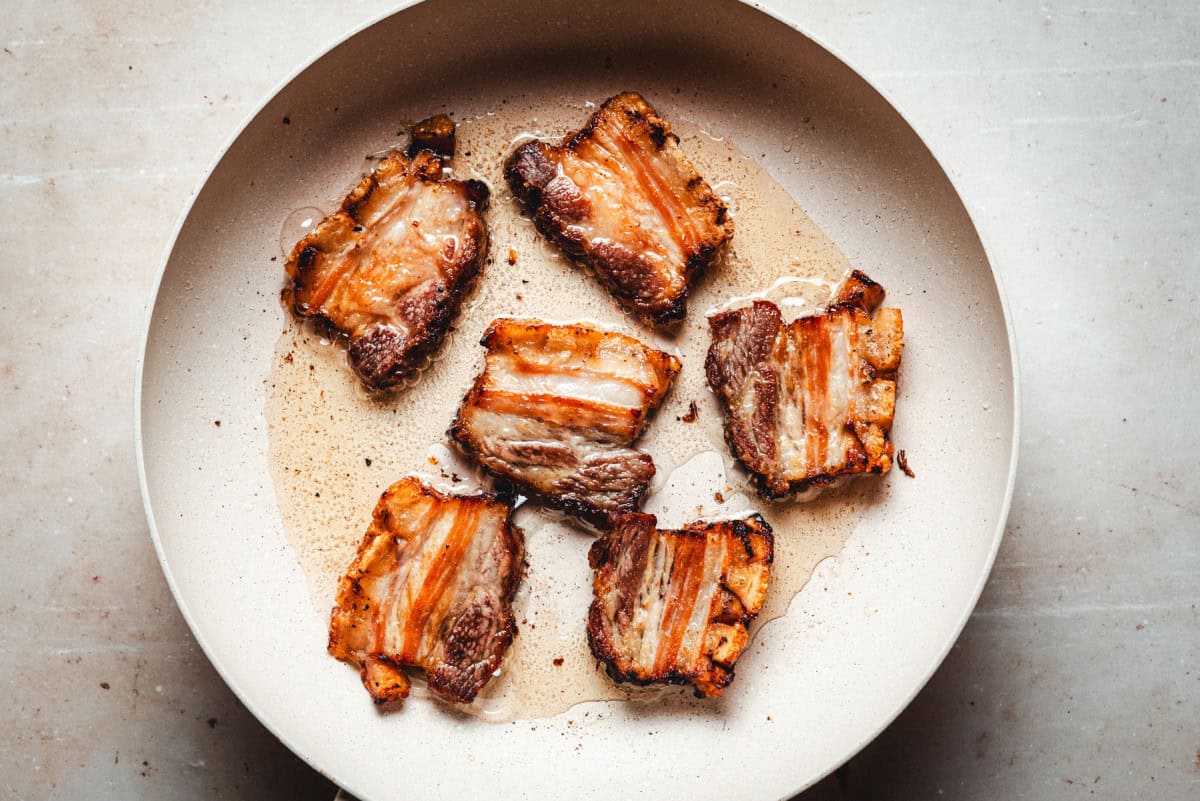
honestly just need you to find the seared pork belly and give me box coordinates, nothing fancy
[705,270,904,497]
[284,115,489,389]
[505,92,733,325]
[587,513,773,697]
[328,477,523,704]
[450,319,681,526]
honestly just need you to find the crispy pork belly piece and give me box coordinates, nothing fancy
[505,92,733,325]
[587,513,773,697]
[284,115,489,390]
[705,270,904,497]
[327,477,523,705]
[450,319,681,526]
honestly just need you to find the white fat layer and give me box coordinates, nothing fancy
[776,328,806,472]
[369,537,415,655]
[822,317,851,469]
[467,407,620,459]
[677,535,728,667]
[360,494,438,654]
[632,535,672,667]
[486,367,646,409]
[383,501,459,658]
[769,310,862,480]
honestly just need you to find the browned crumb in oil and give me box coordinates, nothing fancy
[714,491,725,503]
[680,400,699,423]
[552,657,564,667]
[507,248,518,265]
[897,449,915,478]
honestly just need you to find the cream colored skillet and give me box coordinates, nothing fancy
[136,1,1018,798]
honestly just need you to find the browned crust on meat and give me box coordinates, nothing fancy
[283,116,490,390]
[449,319,680,527]
[327,478,524,705]
[830,268,886,312]
[587,513,773,697]
[706,270,904,497]
[504,92,733,325]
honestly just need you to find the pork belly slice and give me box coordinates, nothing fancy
[284,114,489,390]
[505,92,733,325]
[705,270,905,497]
[450,319,681,526]
[587,513,773,698]
[328,477,523,705]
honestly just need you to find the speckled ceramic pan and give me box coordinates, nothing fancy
[136,1,1019,799]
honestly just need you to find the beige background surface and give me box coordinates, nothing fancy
[2,1,1196,799]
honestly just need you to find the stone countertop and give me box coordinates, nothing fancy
[2,1,1196,798]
